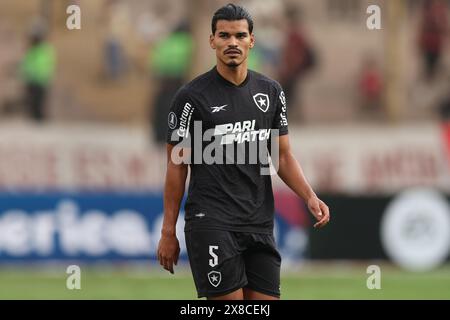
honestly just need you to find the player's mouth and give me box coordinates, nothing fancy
[224,49,241,56]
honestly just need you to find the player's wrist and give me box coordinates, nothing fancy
[305,192,318,203]
[161,227,177,237]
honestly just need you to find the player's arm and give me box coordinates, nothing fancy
[276,135,330,228]
[157,144,188,274]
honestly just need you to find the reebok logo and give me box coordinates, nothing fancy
[211,105,228,113]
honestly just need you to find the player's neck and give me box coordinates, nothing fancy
[216,63,248,86]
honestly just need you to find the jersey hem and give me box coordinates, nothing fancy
[184,225,274,235]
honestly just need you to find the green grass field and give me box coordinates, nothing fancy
[0,263,449,300]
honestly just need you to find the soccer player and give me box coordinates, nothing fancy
[157,3,330,300]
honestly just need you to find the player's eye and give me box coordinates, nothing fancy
[219,33,229,38]
[237,33,247,39]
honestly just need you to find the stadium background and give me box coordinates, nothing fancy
[0,0,449,299]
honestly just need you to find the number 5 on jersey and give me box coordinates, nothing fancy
[209,245,219,267]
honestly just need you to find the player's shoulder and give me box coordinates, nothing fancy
[180,69,216,96]
[249,69,283,92]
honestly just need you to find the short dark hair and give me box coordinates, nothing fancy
[211,3,254,35]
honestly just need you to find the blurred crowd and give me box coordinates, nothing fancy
[0,0,449,144]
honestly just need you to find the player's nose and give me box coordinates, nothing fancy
[228,36,238,46]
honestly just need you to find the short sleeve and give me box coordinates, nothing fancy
[272,82,289,136]
[166,87,196,145]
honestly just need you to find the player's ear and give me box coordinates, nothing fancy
[209,34,216,49]
[249,33,255,49]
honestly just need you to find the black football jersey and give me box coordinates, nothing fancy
[167,66,288,234]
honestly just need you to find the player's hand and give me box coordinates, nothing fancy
[307,196,330,229]
[157,233,180,274]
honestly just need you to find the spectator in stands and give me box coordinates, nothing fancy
[0,21,22,116]
[103,0,130,80]
[278,5,317,122]
[357,56,383,115]
[438,78,450,167]
[438,79,450,121]
[20,20,56,122]
[418,0,448,81]
[149,22,193,145]
[245,0,284,77]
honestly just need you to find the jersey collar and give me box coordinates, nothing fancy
[213,66,251,88]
